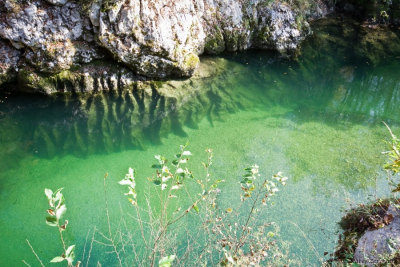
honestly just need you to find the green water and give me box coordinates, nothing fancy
[2,18,400,266]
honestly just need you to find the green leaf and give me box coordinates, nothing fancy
[55,196,65,210]
[118,179,133,186]
[45,189,53,200]
[65,245,75,257]
[193,205,199,213]
[171,185,182,190]
[50,256,65,263]
[46,216,58,227]
[159,255,176,267]
[53,188,64,202]
[172,160,179,166]
[267,232,274,237]
[153,180,161,186]
[162,176,172,182]
[56,204,67,220]
[151,164,162,169]
[66,257,75,265]
[174,153,181,158]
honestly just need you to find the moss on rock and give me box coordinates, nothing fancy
[18,67,58,94]
[182,53,200,75]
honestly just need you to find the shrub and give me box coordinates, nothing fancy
[24,144,288,266]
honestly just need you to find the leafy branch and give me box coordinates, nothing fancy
[44,188,80,267]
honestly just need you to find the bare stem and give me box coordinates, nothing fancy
[103,173,123,267]
[288,220,323,265]
[57,220,67,253]
[234,185,264,254]
[25,239,45,267]
[22,260,32,267]
[86,227,97,267]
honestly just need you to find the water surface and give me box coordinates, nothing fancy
[1,18,400,266]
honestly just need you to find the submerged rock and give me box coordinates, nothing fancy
[354,205,400,266]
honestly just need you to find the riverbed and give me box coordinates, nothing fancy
[1,17,399,266]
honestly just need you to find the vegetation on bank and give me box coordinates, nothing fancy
[332,198,400,266]
[331,123,400,266]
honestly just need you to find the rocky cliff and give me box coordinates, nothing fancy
[0,0,332,94]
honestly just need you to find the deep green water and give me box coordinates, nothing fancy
[1,18,400,266]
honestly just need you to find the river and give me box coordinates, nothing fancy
[1,17,400,266]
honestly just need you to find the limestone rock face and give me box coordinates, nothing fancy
[98,0,204,78]
[0,0,104,75]
[44,0,68,6]
[354,205,400,266]
[252,3,311,51]
[0,0,322,90]
[0,39,21,85]
[97,0,311,78]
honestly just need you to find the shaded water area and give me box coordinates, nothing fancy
[2,17,400,265]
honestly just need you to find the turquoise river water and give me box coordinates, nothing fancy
[1,18,400,266]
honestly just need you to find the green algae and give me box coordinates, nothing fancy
[2,17,400,266]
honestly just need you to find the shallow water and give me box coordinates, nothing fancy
[1,19,400,266]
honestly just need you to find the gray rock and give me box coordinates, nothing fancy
[45,0,69,6]
[253,3,310,52]
[0,39,22,85]
[354,205,400,266]
[0,1,99,73]
[97,0,311,79]
[0,0,331,84]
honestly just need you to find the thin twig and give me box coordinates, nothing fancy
[288,220,323,265]
[22,260,32,267]
[103,173,123,267]
[25,239,45,267]
[86,227,96,267]
[82,228,91,263]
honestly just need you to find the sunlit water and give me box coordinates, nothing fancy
[1,18,400,266]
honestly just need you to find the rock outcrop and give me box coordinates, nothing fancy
[336,0,400,24]
[0,39,21,85]
[0,0,331,92]
[354,205,400,266]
